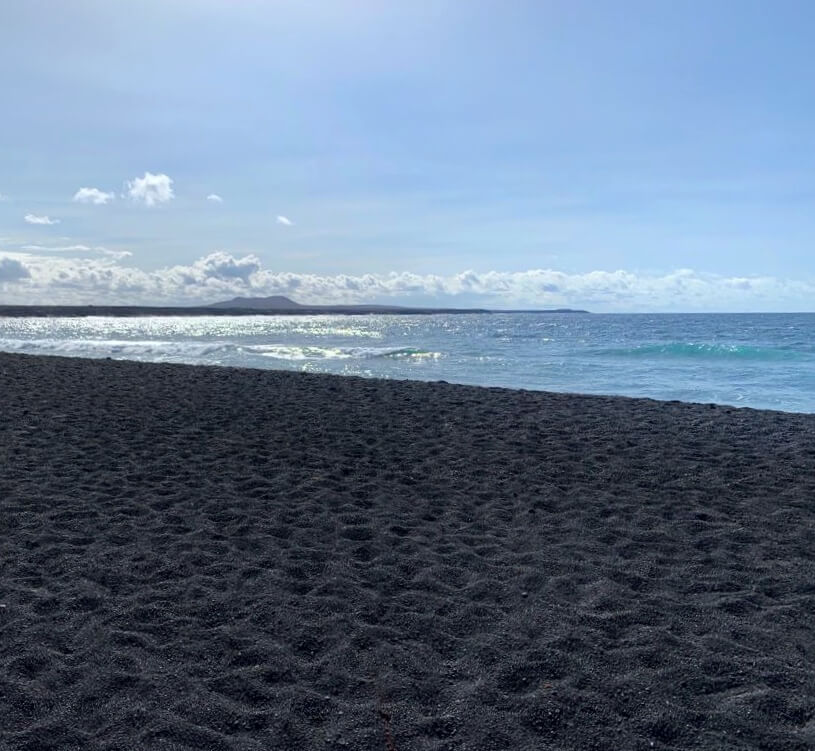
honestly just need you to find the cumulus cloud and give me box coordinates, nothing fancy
[1,251,814,311]
[206,194,223,203]
[0,257,30,282]
[24,214,60,225]
[73,187,115,205]
[125,172,174,206]
[276,215,293,226]
[189,251,261,280]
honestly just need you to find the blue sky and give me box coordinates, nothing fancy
[1,0,814,310]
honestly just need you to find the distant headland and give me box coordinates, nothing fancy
[0,295,589,317]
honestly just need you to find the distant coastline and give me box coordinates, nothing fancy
[0,296,590,317]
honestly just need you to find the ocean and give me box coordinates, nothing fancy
[2,312,814,413]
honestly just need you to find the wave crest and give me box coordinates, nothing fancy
[0,338,441,362]
[250,344,439,360]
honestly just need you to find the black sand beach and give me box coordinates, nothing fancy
[1,352,814,750]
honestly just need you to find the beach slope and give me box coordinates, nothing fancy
[1,353,813,750]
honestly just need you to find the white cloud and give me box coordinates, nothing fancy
[206,194,223,203]
[0,257,30,282]
[190,251,260,280]
[20,243,132,260]
[24,214,60,225]
[0,193,7,202]
[97,248,134,261]
[73,187,115,205]
[276,215,293,226]
[1,251,814,312]
[22,244,93,252]
[125,172,174,206]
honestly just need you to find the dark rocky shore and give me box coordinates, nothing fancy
[1,352,814,750]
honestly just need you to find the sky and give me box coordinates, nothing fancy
[1,0,814,311]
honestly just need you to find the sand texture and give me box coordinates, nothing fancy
[1,352,814,750]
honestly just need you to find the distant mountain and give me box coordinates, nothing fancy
[204,296,491,315]
[207,296,404,311]
[208,295,303,310]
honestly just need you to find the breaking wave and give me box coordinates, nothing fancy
[0,338,440,362]
[249,344,439,360]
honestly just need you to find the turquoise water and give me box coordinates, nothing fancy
[2,313,814,413]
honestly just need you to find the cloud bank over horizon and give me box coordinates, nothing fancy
[0,249,811,312]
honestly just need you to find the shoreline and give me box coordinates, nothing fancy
[2,352,814,749]
[2,350,813,416]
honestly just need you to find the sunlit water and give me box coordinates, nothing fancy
[2,313,815,413]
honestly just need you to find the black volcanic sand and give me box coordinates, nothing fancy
[1,353,814,751]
